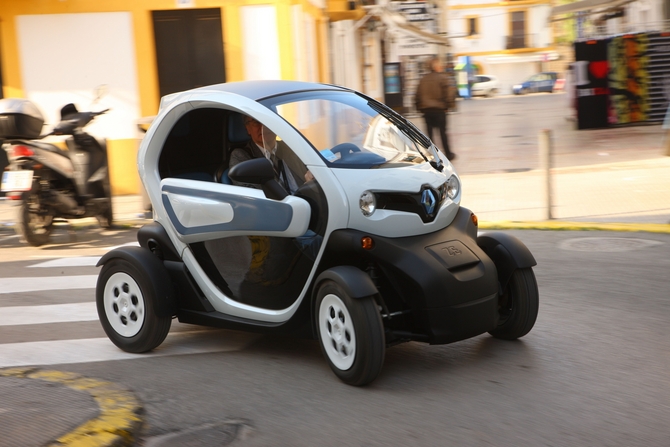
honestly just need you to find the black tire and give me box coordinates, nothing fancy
[96,203,114,229]
[97,170,114,229]
[489,267,539,340]
[17,184,53,247]
[96,258,171,353]
[315,280,385,386]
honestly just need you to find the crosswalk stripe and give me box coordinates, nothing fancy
[0,302,97,326]
[28,257,101,268]
[0,330,260,368]
[0,275,97,294]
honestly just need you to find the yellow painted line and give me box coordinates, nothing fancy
[0,367,143,447]
[479,220,670,234]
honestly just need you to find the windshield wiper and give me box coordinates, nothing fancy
[365,99,443,172]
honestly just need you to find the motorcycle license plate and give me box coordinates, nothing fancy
[1,170,34,192]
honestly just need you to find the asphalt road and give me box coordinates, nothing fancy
[2,227,668,446]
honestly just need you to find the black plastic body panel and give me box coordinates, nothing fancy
[318,207,500,344]
[477,232,537,289]
[137,222,182,262]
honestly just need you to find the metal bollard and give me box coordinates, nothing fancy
[539,129,553,220]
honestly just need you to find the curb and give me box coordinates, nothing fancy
[0,367,143,447]
[479,220,670,234]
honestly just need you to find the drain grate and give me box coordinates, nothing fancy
[559,237,663,252]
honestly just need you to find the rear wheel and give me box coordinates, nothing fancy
[489,268,539,340]
[96,203,114,229]
[17,183,53,247]
[315,280,385,386]
[96,171,114,229]
[96,258,171,353]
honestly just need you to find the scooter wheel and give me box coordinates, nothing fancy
[17,185,53,247]
[96,206,114,229]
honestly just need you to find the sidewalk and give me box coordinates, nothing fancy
[0,367,142,447]
[2,94,668,231]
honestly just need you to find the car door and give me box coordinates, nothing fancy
[140,93,326,322]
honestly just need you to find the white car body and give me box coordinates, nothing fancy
[471,75,500,97]
[96,80,539,386]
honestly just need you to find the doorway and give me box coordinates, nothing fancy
[152,8,226,97]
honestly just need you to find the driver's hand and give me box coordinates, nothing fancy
[304,170,314,182]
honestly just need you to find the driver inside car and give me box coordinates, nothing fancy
[229,115,314,193]
[224,115,320,288]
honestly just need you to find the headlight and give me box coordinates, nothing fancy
[446,175,460,200]
[359,191,376,216]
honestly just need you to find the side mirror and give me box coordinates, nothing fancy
[228,157,288,200]
[228,157,275,184]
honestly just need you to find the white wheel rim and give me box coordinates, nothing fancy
[319,294,356,371]
[103,272,146,337]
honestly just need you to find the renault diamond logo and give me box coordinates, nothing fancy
[421,189,436,215]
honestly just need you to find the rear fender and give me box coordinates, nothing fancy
[97,246,176,317]
[477,232,536,289]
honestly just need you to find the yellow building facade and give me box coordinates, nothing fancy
[0,0,330,195]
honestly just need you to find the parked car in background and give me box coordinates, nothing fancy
[513,72,559,95]
[471,75,499,97]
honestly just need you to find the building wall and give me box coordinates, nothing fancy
[0,0,328,195]
[446,0,555,94]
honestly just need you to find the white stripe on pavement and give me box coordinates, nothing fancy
[0,275,97,294]
[0,330,260,368]
[0,302,97,326]
[28,257,101,268]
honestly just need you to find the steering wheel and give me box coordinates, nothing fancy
[330,143,361,160]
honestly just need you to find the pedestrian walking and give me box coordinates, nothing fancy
[415,57,456,160]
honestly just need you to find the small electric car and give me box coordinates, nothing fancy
[96,81,539,386]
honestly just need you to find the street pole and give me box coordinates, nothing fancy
[539,129,554,220]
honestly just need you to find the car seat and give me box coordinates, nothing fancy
[215,112,251,184]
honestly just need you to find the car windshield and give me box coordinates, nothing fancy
[261,90,441,170]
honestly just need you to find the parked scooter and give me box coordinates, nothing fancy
[0,97,113,246]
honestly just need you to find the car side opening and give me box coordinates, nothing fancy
[157,107,327,310]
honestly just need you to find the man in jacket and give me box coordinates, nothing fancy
[415,57,456,161]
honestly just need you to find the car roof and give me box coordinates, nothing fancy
[189,80,349,101]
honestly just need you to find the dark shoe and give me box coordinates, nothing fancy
[446,152,456,161]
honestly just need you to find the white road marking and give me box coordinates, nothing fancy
[0,302,97,326]
[0,330,260,368]
[28,256,101,268]
[0,275,97,294]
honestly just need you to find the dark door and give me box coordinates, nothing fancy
[510,11,526,49]
[152,8,226,97]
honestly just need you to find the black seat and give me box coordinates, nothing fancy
[215,112,251,184]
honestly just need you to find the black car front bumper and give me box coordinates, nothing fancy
[321,207,500,344]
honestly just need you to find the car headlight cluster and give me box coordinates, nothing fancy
[359,190,376,216]
[445,175,459,200]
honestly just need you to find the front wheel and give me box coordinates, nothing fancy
[315,280,385,386]
[96,258,171,353]
[17,184,53,247]
[488,268,539,340]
